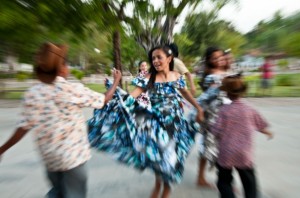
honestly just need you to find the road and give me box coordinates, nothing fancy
[0,98,299,198]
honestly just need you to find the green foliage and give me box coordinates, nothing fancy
[244,75,259,82]
[180,4,243,59]
[120,33,147,74]
[71,69,84,80]
[85,84,106,93]
[0,72,16,79]
[277,59,289,70]
[275,74,296,86]
[16,71,33,81]
[279,33,300,57]
[245,11,300,56]
[104,67,112,76]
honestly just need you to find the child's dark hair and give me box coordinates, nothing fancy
[199,46,222,91]
[147,45,174,89]
[221,72,247,100]
[168,43,179,58]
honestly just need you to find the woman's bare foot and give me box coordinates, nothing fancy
[150,187,160,198]
[161,183,171,198]
[196,179,215,189]
[150,176,162,198]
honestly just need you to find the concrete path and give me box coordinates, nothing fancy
[0,98,299,198]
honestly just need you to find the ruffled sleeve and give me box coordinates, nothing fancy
[174,75,186,89]
[132,77,149,89]
[203,74,222,88]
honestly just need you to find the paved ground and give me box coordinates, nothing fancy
[0,98,299,198]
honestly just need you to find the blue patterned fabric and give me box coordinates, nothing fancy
[88,77,200,184]
[132,71,151,108]
[190,73,229,164]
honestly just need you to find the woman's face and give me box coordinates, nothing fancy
[210,50,226,69]
[139,61,148,72]
[151,49,171,72]
[225,53,233,66]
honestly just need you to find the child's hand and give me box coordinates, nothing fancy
[261,129,273,140]
[0,149,3,162]
[266,132,274,140]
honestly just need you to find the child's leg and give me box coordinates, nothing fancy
[63,163,88,198]
[216,164,235,198]
[236,167,257,198]
[150,175,162,198]
[46,171,64,198]
[161,182,171,198]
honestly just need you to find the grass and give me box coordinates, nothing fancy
[1,73,300,99]
[85,84,106,93]
[245,73,300,97]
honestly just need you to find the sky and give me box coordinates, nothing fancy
[174,0,300,34]
[219,0,300,33]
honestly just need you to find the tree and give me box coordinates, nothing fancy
[120,33,147,74]
[127,0,205,52]
[89,0,140,87]
[180,0,240,60]
[280,32,300,57]
[0,0,102,68]
[245,10,300,54]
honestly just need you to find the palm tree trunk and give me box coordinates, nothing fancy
[113,30,123,88]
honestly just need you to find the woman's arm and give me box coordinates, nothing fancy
[130,86,145,98]
[179,88,204,122]
[103,69,122,104]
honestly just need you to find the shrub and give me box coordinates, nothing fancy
[275,75,295,86]
[71,69,84,80]
[16,71,33,81]
[0,72,16,79]
[104,67,112,76]
[277,59,289,70]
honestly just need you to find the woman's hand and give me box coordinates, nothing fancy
[112,69,122,83]
[196,108,204,123]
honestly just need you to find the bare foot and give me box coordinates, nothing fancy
[150,184,161,198]
[161,183,171,198]
[196,179,216,189]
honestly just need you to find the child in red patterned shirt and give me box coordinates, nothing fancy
[210,73,273,198]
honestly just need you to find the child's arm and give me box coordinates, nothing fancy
[260,128,274,140]
[0,127,29,161]
[252,108,273,140]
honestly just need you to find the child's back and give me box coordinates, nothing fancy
[211,73,273,198]
[211,99,268,168]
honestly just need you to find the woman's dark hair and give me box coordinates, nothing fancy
[138,60,146,73]
[147,45,174,89]
[199,46,222,91]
